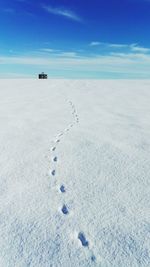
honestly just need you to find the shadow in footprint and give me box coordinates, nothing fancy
[91,255,96,262]
[78,232,89,247]
[60,185,66,193]
[53,157,57,162]
[51,170,56,176]
[58,133,63,137]
[61,204,69,215]
[51,147,56,151]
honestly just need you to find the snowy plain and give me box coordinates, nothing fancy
[0,79,150,267]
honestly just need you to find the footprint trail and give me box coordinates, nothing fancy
[48,100,96,263]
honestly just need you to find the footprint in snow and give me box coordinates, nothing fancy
[56,139,60,143]
[77,231,96,262]
[60,185,66,193]
[51,147,56,151]
[58,133,63,137]
[78,232,89,247]
[91,255,96,262]
[51,170,56,176]
[53,156,57,162]
[61,204,69,215]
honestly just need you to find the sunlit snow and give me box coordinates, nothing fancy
[0,79,150,267]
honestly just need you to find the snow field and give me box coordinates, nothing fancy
[0,79,150,266]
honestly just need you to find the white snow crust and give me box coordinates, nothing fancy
[0,79,150,267]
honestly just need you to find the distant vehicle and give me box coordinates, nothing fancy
[38,72,48,79]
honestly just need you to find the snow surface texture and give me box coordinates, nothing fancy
[0,79,150,267]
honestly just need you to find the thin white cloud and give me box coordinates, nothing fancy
[110,52,150,60]
[42,5,81,22]
[59,52,78,58]
[109,43,128,48]
[89,41,150,54]
[89,41,129,48]
[130,44,150,53]
[38,48,57,53]
[90,42,102,46]
[30,49,78,57]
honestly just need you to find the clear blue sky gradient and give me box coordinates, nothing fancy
[1,0,150,78]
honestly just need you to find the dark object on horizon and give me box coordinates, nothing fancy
[38,72,48,79]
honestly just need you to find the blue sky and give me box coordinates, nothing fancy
[1,0,150,78]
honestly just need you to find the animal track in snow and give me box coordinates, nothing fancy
[77,232,96,262]
[60,185,66,193]
[53,156,57,162]
[51,170,56,176]
[48,100,83,260]
[91,255,96,262]
[58,133,63,137]
[65,128,70,133]
[61,204,69,215]
[78,232,89,247]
